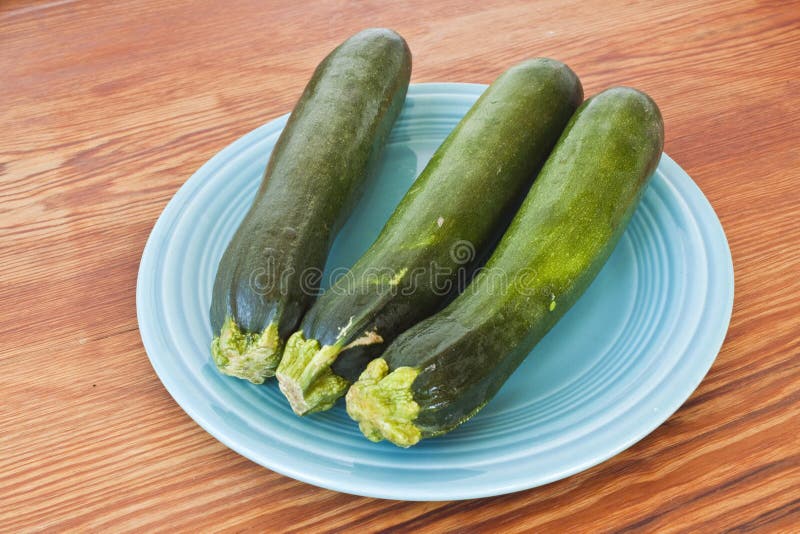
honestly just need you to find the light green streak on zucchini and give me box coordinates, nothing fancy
[345,358,421,447]
[276,332,349,415]
[211,316,282,384]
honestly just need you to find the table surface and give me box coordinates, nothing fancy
[2,0,799,531]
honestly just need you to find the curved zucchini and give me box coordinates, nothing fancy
[209,29,412,383]
[346,87,665,446]
[276,58,583,414]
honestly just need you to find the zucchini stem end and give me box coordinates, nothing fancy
[211,317,282,384]
[276,332,349,415]
[346,358,421,447]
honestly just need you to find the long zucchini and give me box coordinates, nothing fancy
[209,29,412,383]
[346,87,665,446]
[277,59,583,414]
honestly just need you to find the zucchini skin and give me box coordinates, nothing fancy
[347,87,665,446]
[276,58,584,414]
[209,29,411,383]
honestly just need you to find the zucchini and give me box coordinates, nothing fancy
[209,28,411,383]
[276,58,583,414]
[346,87,665,446]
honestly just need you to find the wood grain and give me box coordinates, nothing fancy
[2,0,799,531]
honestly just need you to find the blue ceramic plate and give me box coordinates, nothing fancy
[137,83,733,500]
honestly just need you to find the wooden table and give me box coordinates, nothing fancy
[2,0,798,530]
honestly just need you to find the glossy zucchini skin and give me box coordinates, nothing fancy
[209,28,411,383]
[347,87,665,446]
[277,58,583,414]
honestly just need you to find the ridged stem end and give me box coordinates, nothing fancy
[345,358,421,448]
[211,317,283,384]
[276,332,349,415]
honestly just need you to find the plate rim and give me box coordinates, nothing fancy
[137,82,734,500]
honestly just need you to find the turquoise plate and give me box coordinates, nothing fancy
[137,83,733,500]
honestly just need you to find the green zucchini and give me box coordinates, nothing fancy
[276,58,583,414]
[346,87,665,446]
[209,29,411,383]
